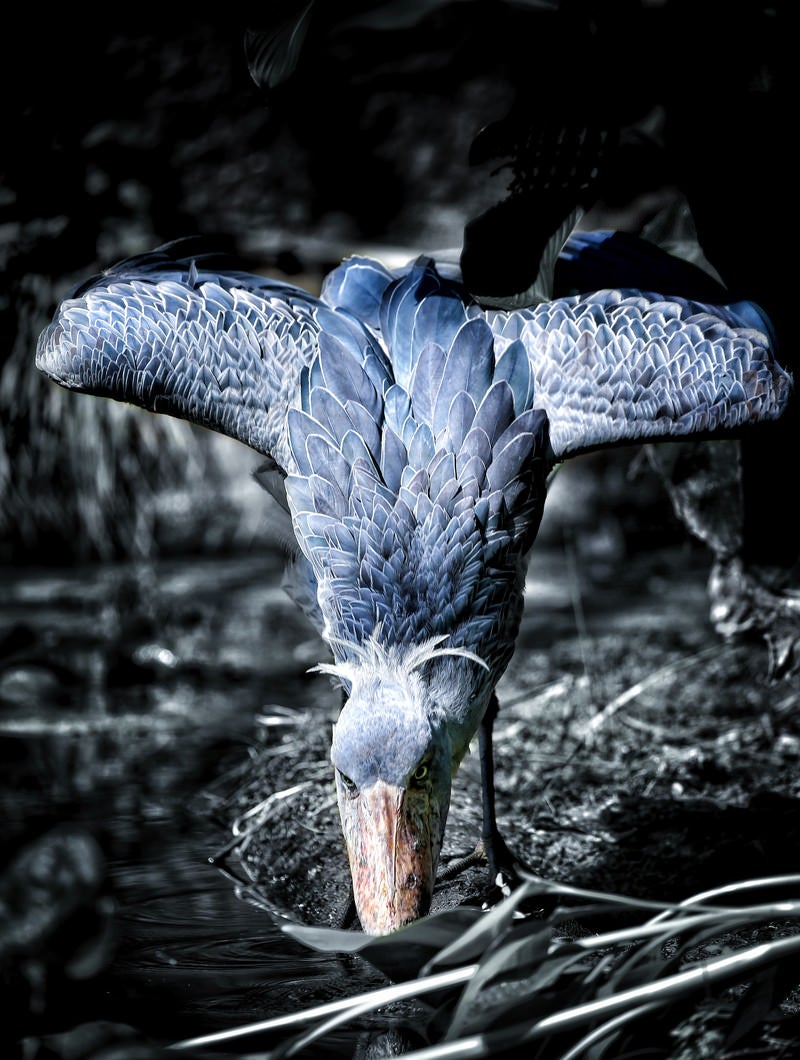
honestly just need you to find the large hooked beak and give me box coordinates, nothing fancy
[337,779,444,936]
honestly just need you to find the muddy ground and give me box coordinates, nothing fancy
[217,476,800,932]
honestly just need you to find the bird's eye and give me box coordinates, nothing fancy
[338,771,357,796]
[411,763,429,785]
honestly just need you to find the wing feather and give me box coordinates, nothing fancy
[487,288,792,461]
[35,245,375,473]
[36,236,793,657]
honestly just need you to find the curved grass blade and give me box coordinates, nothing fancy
[395,932,800,1060]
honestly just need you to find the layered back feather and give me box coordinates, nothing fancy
[36,238,792,682]
[288,257,549,668]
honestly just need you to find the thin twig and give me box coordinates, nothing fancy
[167,965,477,1052]
[586,643,731,735]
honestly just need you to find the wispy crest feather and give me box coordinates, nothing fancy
[311,628,489,691]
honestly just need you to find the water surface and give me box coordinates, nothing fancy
[1,554,393,1055]
[2,538,712,1055]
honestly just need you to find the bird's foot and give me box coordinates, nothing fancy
[479,832,524,891]
[437,837,551,922]
[437,846,487,882]
[709,557,800,679]
[438,832,526,896]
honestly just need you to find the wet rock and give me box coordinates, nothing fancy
[1,826,115,1043]
[19,1020,176,1059]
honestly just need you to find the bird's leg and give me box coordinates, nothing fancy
[646,441,800,679]
[476,693,524,896]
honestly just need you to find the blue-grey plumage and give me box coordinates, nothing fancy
[35,238,793,934]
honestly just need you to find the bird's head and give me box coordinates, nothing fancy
[323,638,490,935]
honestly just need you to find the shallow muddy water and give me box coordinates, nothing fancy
[1,534,730,1057]
[0,553,402,1056]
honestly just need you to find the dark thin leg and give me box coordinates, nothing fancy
[337,891,359,930]
[440,693,522,885]
[477,693,523,889]
[478,693,501,868]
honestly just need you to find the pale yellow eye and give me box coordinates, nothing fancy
[338,770,357,795]
[412,763,428,783]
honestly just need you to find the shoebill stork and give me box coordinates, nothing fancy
[35,233,792,935]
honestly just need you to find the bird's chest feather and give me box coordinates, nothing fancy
[282,300,551,659]
[318,502,532,649]
[286,416,546,666]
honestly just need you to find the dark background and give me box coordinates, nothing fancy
[1,6,799,1056]
[1,0,796,569]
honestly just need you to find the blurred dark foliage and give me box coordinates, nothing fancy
[0,825,146,1056]
[244,0,800,578]
[1,11,796,1055]
[1,16,266,564]
[1,2,796,574]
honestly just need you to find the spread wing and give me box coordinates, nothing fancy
[484,286,791,463]
[35,241,385,474]
[324,245,792,468]
[37,237,793,549]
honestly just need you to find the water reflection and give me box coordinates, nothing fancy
[102,821,365,1047]
[0,544,603,1055]
[0,555,388,1056]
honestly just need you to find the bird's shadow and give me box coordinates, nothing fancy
[427,787,800,934]
[574,788,800,905]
